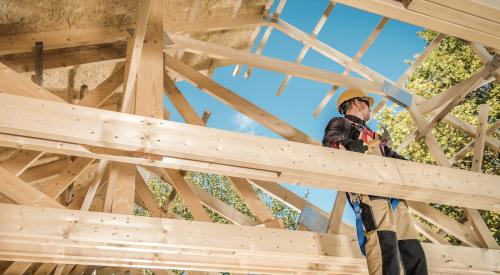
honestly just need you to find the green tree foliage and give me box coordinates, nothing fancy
[376,30,499,244]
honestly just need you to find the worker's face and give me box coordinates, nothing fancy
[353,98,371,121]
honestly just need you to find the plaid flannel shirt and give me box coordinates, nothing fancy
[322,115,406,160]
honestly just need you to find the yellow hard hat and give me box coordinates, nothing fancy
[336,89,374,112]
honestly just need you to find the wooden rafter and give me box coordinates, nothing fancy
[243,0,287,79]
[334,0,500,51]
[314,15,388,116]
[276,1,335,96]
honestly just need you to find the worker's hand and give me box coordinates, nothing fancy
[343,140,368,153]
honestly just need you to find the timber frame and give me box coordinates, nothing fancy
[0,0,499,274]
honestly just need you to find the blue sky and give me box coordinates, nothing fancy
[164,1,427,225]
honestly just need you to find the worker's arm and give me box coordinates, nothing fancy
[383,145,407,160]
[322,118,367,153]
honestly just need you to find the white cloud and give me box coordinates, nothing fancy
[232,113,256,134]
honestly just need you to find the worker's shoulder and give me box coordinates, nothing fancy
[325,116,350,126]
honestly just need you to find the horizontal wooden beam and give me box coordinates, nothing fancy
[1,46,125,73]
[167,34,384,95]
[334,0,500,51]
[0,26,130,56]
[0,15,265,56]
[0,94,498,211]
[164,14,266,33]
[0,203,498,274]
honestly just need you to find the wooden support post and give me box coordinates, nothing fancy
[463,104,499,249]
[134,0,164,118]
[103,162,136,214]
[33,41,43,86]
[326,191,347,234]
[120,0,152,113]
[471,104,490,172]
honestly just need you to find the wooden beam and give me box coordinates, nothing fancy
[450,120,500,163]
[163,73,204,126]
[471,104,490,172]
[19,158,70,184]
[417,62,497,115]
[333,0,500,51]
[103,162,136,214]
[326,191,347,234]
[0,27,130,56]
[0,166,64,208]
[243,0,287,78]
[164,54,319,144]
[464,104,499,249]
[276,1,335,96]
[162,168,212,222]
[313,16,388,116]
[231,0,243,17]
[0,62,64,102]
[405,0,500,37]
[395,33,445,87]
[135,167,165,218]
[167,35,384,96]
[372,33,446,116]
[38,157,94,199]
[0,203,498,274]
[3,262,32,275]
[426,0,500,23]
[270,18,497,150]
[1,46,125,73]
[135,0,164,119]
[120,0,152,113]
[143,166,257,226]
[80,160,109,211]
[77,65,125,108]
[407,201,481,247]
[229,177,279,228]
[0,149,43,176]
[232,0,275,76]
[164,14,266,33]
[411,216,450,245]
[407,106,452,167]
[0,94,499,210]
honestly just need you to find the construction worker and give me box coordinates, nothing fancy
[322,89,428,275]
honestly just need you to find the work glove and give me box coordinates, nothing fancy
[342,139,368,153]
